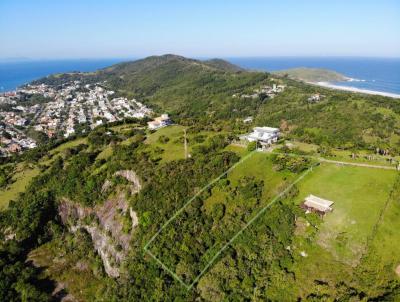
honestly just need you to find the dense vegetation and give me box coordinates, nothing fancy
[2,55,400,301]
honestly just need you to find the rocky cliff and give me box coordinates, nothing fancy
[58,170,141,278]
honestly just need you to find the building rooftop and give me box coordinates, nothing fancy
[304,194,334,213]
[253,126,280,133]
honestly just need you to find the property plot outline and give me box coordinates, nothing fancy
[144,148,398,290]
[143,150,319,290]
[143,150,257,251]
[143,150,257,289]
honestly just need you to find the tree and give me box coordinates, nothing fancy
[247,141,257,151]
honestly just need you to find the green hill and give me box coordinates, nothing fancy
[32,55,400,153]
[273,67,348,82]
[202,58,245,72]
[34,54,265,116]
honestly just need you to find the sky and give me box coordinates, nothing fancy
[0,0,399,59]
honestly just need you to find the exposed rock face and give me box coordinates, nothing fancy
[58,170,141,278]
[396,264,400,277]
[52,282,78,302]
[3,227,16,241]
[101,180,112,193]
[114,170,142,194]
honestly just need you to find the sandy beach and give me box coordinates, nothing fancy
[311,81,400,99]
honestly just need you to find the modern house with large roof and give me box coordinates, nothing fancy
[147,114,171,130]
[240,126,280,149]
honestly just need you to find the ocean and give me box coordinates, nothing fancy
[227,57,400,95]
[1,57,399,95]
[0,59,127,92]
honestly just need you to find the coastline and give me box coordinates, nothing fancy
[310,81,400,99]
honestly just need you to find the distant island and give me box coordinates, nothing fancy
[273,67,348,82]
[273,67,400,98]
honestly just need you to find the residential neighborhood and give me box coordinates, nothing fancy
[0,82,152,156]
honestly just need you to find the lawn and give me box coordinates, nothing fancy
[0,164,40,210]
[293,163,397,265]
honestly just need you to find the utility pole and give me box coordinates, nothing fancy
[184,129,188,159]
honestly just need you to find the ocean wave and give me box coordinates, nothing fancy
[346,77,366,82]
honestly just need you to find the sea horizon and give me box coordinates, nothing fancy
[1,56,400,95]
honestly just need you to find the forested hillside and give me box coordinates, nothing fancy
[2,55,400,301]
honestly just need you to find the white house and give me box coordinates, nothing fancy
[308,93,325,102]
[148,114,171,130]
[64,127,75,138]
[240,126,280,149]
[243,116,253,123]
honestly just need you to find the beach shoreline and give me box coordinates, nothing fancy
[310,81,400,99]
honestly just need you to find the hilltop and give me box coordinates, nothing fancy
[29,54,400,152]
[33,54,270,117]
[102,55,244,73]
[202,58,245,72]
[273,67,348,82]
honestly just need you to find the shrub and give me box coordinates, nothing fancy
[247,141,257,151]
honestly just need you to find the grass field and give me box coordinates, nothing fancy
[229,152,292,198]
[204,152,291,212]
[293,163,397,265]
[285,140,398,167]
[263,162,399,298]
[0,164,40,210]
[224,144,249,156]
[96,145,113,160]
[288,141,319,152]
[49,137,87,156]
[365,175,400,282]
[1,137,89,210]
[145,125,188,162]
[145,125,227,163]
